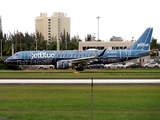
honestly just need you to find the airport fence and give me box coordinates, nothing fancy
[0,79,160,120]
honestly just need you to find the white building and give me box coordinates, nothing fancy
[79,40,135,50]
[35,12,70,44]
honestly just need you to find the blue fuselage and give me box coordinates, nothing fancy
[5,49,149,65]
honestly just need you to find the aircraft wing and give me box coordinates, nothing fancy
[69,56,98,64]
[60,49,106,65]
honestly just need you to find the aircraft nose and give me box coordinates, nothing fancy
[4,59,7,64]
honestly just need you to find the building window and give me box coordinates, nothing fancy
[83,47,87,50]
[97,47,104,50]
[139,59,141,62]
[120,47,123,49]
[116,47,119,50]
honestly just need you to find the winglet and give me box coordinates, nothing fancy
[98,49,106,57]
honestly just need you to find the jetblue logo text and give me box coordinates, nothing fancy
[137,43,149,47]
[31,52,55,59]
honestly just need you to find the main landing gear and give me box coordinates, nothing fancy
[75,66,84,71]
[74,64,84,71]
[20,65,24,71]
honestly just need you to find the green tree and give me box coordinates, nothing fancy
[3,40,12,55]
[47,41,57,50]
[150,37,159,50]
[69,35,82,50]
[60,29,71,49]
[150,37,160,56]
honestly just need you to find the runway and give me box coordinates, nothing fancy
[0,79,160,84]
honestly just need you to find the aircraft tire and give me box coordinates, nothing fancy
[76,67,84,71]
[39,67,43,70]
[50,67,53,70]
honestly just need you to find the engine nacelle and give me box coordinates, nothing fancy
[57,61,70,69]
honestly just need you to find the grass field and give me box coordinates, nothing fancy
[0,85,160,120]
[0,68,160,78]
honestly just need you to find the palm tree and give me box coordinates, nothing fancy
[3,40,12,55]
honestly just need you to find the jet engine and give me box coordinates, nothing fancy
[57,61,71,69]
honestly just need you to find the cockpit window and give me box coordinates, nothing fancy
[13,53,18,56]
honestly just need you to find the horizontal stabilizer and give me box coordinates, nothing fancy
[137,51,151,54]
[137,50,156,55]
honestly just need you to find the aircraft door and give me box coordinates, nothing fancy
[17,60,26,65]
[126,50,131,60]
[128,50,131,57]
[17,60,21,65]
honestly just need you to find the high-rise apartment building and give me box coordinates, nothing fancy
[35,12,70,44]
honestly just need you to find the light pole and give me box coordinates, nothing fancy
[46,40,47,50]
[36,39,37,51]
[12,43,14,55]
[35,32,37,51]
[96,16,100,40]
[132,37,134,41]
[0,39,2,59]
[57,38,60,50]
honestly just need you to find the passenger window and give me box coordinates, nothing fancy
[76,54,79,58]
[13,53,18,56]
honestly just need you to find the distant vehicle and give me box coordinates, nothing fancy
[123,62,134,68]
[86,64,104,69]
[142,62,149,67]
[105,63,121,69]
[154,60,160,64]
[104,64,113,68]
[117,63,124,68]
[37,65,55,69]
[129,62,143,68]
[19,65,54,70]
[144,62,159,68]
[109,63,118,69]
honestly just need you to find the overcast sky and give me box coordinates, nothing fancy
[0,0,160,42]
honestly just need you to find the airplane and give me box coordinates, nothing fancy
[4,27,153,71]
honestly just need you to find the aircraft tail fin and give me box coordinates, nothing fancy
[126,28,153,51]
